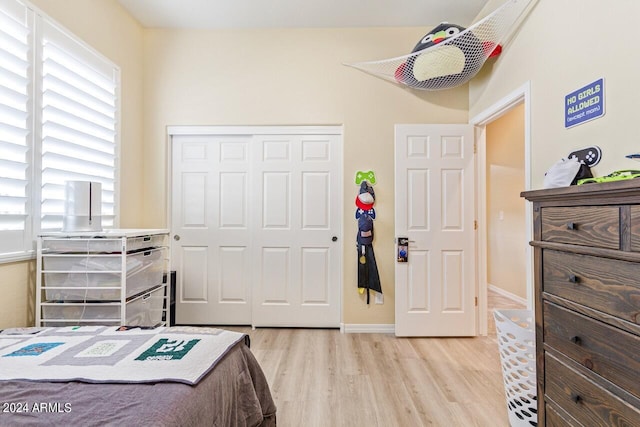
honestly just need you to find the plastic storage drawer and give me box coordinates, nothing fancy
[125,286,165,327]
[41,286,165,327]
[41,234,166,253]
[41,302,121,324]
[42,248,166,301]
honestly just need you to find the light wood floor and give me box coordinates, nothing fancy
[230,290,526,427]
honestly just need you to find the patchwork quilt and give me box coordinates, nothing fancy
[0,326,246,385]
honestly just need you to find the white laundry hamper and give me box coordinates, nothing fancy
[493,309,537,427]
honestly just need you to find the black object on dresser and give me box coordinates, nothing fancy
[522,180,640,426]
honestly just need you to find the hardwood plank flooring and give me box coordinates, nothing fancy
[229,290,526,426]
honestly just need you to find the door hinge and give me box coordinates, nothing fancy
[475,297,478,306]
[473,142,477,154]
[474,220,477,230]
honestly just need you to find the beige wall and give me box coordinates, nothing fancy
[0,0,144,329]
[486,103,526,299]
[0,261,35,327]
[471,0,640,187]
[141,27,469,324]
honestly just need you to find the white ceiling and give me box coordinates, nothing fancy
[116,0,490,30]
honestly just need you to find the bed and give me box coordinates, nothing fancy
[0,326,276,426]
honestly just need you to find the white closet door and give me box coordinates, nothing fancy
[172,135,252,325]
[171,128,342,327]
[251,134,342,327]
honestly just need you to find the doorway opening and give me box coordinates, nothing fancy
[471,82,532,335]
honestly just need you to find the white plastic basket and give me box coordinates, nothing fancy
[493,309,537,427]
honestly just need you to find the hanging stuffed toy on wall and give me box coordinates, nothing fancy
[356,180,381,304]
[345,0,535,91]
[395,22,500,90]
[355,180,376,220]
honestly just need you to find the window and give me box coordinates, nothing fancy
[0,1,31,257]
[0,0,120,261]
[40,19,118,231]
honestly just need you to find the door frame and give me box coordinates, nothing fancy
[166,125,344,325]
[470,81,533,336]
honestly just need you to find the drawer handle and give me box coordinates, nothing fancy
[566,222,577,230]
[570,336,582,345]
[570,393,582,404]
[568,274,579,284]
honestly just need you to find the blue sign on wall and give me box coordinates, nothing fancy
[565,78,605,128]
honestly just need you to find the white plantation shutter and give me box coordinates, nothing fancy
[0,2,32,255]
[40,20,118,231]
[0,0,120,260]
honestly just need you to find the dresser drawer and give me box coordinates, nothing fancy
[629,205,640,252]
[543,250,640,325]
[543,301,640,399]
[541,206,619,249]
[546,403,579,427]
[545,352,640,426]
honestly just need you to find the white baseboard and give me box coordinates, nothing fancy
[340,323,395,334]
[488,284,527,306]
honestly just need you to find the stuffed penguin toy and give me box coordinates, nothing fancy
[395,23,485,90]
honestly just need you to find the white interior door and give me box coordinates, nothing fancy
[172,135,252,325]
[251,134,342,327]
[395,124,476,336]
[171,127,342,327]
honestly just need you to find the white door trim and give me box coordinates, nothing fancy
[168,125,343,136]
[470,81,533,336]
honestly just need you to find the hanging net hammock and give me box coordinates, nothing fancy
[345,0,535,91]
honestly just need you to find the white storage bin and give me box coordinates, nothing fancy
[42,238,122,254]
[42,248,160,272]
[41,302,121,322]
[125,286,165,327]
[41,234,166,254]
[126,235,167,252]
[126,249,166,297]
[36,230,170,328]
[41,286,165,327]
[42,248,166,301]
[42,279,121,301]
[494,309,537,427]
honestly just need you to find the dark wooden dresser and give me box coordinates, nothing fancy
[522,180,640,426]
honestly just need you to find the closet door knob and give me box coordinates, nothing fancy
[569,274,579,283]
[567,222,577,230]
[570,336,582,345]
[331,236,338,242]
[173,235,181,241]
